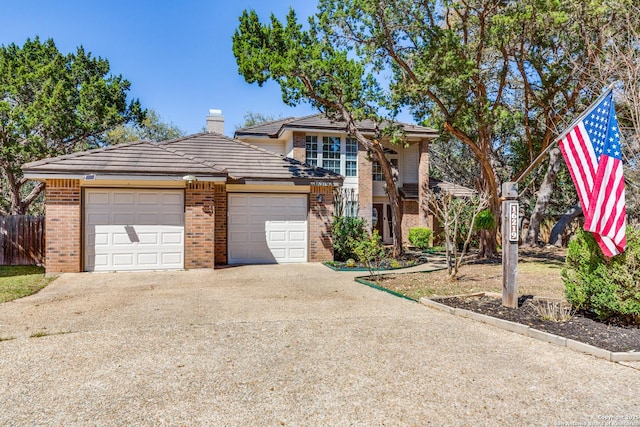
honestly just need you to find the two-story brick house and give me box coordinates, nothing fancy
[234,114,439,245]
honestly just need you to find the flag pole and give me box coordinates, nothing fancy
[502,83,616,307]
[514,84,616,186]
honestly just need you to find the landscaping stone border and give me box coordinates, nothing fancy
[323,260,424,272]
[419,297,640,363]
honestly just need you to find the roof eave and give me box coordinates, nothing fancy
[22,171,228,182]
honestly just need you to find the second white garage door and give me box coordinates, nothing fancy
[84,189,184,272]
[228,193,308,264]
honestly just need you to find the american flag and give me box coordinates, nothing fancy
[557,90,626,257]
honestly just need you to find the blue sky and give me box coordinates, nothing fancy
[1,0,325,137]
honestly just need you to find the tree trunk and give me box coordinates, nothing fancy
[477,163,499,259]
[549,204,582,246]
[371,143,403,258]
[524,147,563,246]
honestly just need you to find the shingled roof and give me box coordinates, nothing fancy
[234,114,438,139]
[22,133,342,183]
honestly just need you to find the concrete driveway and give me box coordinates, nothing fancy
[1,264,638,426]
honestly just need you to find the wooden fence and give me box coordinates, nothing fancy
[0,216,45,266]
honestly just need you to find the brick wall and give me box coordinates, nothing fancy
[309,185,334,262]
[214,184,227,265]
[185,182,216,268]
[45,179,81,273]
[292,132,306,163]
[418,139,431,228]
[402,200,420,244]
[357,142,373,226]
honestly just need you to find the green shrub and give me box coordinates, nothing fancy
[562,228,640,325]
[408,227,432,249]
[474,209,495,230]
[331,216,368,261]
[352,230,386,279]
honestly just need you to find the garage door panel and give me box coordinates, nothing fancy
[113,213,135,224]
[84,189,184,272]
[137,253,159,265]
[113,192,135,204]
[86,192,110,205]
[228,193,307,264]
[268,231,287,242]
[137,233,159,245]
[112,253,134,266]
[86,212,110,224]
[289,231,306,242]
[161,252,183,265]
[138,193,159,204]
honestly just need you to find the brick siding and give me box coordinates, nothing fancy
[292,132,306,163]
[45,179,81,273]
[357,142,373,226]
[185,182,216,268]
[214,184,227,265]
[309,185,335,262]
[401,200,420,244]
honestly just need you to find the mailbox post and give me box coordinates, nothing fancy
[501,182,519,308]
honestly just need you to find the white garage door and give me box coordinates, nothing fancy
[228,193,308,264]
[84,189,184,272]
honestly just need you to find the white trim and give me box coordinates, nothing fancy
[227,184,310,193]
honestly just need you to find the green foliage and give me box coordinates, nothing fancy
[351,230,386,279]
[233,8,383,120]
[474,210,495,231]
[103,109,184,145]
[236,111,283,130]
[408,227,432,250]
[0,37,143,214]
[331,216,368,261]
[563,228,640,324]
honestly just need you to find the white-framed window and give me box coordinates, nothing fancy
[305,135,318,167]
[345,137,358,177]
[322,136,341,174]
[372,158,398,181]
[304,134,359,177]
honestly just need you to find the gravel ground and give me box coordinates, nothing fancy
[1,263,639,426]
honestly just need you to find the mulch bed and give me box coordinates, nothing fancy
[433,295,640,353]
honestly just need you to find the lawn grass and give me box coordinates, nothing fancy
[0,266,55,303]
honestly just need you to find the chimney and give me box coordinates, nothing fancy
[206,108,224,134]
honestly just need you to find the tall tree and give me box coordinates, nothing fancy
[0,37,143,215]
[103,109,184,145]
[318,0,624,253]
[233,9,407,257]
[502,0,624,245]
[591,2,640,223]
[317,0,519,257]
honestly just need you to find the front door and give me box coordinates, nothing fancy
[373,203,384,240]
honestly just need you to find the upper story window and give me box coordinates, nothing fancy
[305,135,318,167]
[322,136,341,174]
[345,137,358,177]
[372,158,398,181]
[304,134,358,178]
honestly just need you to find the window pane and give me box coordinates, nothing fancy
[372,159,397,181]
[345,137,357,177]
[322,136,341,174]
[372,161,384,181]
[306,135,318,166]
